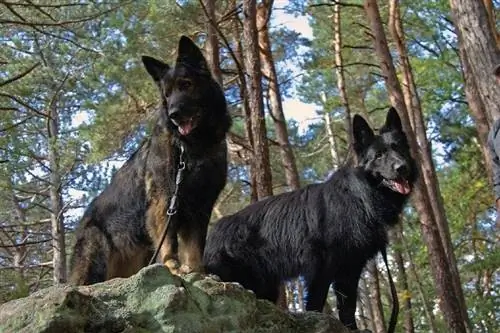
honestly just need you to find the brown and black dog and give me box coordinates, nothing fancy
[69,36,231,284]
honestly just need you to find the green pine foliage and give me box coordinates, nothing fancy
[0,1,497,331]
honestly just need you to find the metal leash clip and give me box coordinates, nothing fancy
[167,194,178,216]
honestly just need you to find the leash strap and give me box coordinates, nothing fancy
[149,145,185,265]
[381,247,399,333]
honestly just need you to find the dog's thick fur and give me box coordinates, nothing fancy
[203,108,416,330]
[70,36,231,285]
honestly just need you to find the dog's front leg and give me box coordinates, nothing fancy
[146,195,180,274]
[177,217,208,274]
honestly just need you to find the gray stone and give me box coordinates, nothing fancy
[0,265,349,333]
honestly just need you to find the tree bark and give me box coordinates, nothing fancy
[230,1,257,202]
[393,226,415,333]
[257,0,300,191]
[404,231,439,333]
[332,1,353,148]
[47,102,67,285]
[367,261,386,333]
[449,0,500,121]
[202,0,223,86]
[242,0,273,199]
[361,275,376,332]
[363,1,469,331]
[320,92,340,168]
[482,0,500,48]
[388,1,471,330]
[457,41,494,182]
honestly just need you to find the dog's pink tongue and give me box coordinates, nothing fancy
[179,122,193,136]
[393,179,411,194]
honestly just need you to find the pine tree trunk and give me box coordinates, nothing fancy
[47,103,67,285]
[483,0,500,47]
[363,1,468,331]
[454,12,494,183]
[332,1,353,147]
[242,0,273,199]
[11,192,28,278]
[257,0,300,191]
[367,261,386,333]
[202,0,223,86]
[393,226,415,333]
[231,1,257,202]
[320,92,340,168]
[449,0,500,120]
[404,233,439,333]
[388,1,471,330]
[361,275,376,332]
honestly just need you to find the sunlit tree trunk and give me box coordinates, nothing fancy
[367,261,386,333]
[231,0,257,202]
[388,1,471,330]
[47,102,67,285]
[457,42,494,183]
[242,0,273,199]
[320,92,340,168]
[482,0,500,47]
[202,0,223,86]
[332,0,353,147]
[450,0,500,121]
[360,275,376,332]
[363,1,469,331]
[257,0,300,191]
[393,226,415,333]
[404,233,439,333]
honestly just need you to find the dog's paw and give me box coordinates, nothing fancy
[178,264,194,275]
[164,258,181,275]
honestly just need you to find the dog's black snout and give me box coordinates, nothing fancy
[168,107,182,120]
[395,163,409,176]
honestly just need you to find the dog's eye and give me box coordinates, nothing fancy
[177,79,192,90]
[375,152,384,160]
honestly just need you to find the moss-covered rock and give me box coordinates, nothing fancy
[0,265,349,333]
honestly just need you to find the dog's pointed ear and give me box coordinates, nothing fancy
[142,56,169,82]
[353,114,374,154]
[176,36,209,72]
[381,107,403,133]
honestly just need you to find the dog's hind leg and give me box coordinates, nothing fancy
[305,273,332,312]
[334,273,362,330]
[107,245,151,279]
[69,224,111,285]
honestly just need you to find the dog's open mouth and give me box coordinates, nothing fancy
[383,178,411,195]
[172,117,197,136]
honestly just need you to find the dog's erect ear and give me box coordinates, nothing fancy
[176,36,209,72]
[142,56,169,82]
[353,114,375,154]
[381,107,403,133]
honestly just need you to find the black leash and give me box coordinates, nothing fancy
[149,145,186,265]
[381,247,399,333]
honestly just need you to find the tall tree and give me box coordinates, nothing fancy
[449,0,500,121]
[392,227,415,333]
[331,0,353,147]
[366,261,386,333]
[363,1,470,331]
[201,0,223,86]
[242,0,273,199]
[257,0,300,191]
[388,0,471,328]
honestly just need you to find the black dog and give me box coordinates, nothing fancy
[70,36,231,285]
[203,108,416,330]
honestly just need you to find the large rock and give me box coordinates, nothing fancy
[0,265,349,333]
